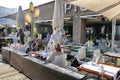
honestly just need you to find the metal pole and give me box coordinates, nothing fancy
[111,19,116,52]
[30,11,34,39]
[29,11,34,51]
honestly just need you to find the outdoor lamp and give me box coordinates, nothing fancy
[25,13,31,24]
[29,2,34,12]
[34,8,40,18]
[25,1,40,40]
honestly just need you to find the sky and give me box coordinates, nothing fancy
[0,0,54,10]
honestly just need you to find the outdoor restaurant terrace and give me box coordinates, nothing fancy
[0,0,120,80]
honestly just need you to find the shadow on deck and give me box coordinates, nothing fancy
[0,54,30,80]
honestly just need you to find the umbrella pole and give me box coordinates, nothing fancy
[29,11,34,51]
[30,12,34,39]
[111,19,116,52]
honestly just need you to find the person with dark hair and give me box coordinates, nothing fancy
[46,43,66,67]
[32,38,44,51]
[0,30,5,37]
[18,28,25,44]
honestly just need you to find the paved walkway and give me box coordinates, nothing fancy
[0,54,30,80]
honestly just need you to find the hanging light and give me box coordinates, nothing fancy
[25,13,31,24]
[34,8,40,18]
[29,2,34,12]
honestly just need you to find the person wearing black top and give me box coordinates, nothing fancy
[32,38,44,51]
[18,28,25,44]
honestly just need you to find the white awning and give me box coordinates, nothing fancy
[68,0,120,20]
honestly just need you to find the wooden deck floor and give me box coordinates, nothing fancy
[0,54,30,80]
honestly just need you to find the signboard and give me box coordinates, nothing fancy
[64,3,87,14]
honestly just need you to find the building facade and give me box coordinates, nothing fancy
[4,1,120,45]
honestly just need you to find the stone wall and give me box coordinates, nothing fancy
[73,13,81,44]
[72,12,86,45]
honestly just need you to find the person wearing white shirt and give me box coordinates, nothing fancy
[48,27,62,51]
[24,29,30,43]
[13,30,19,43]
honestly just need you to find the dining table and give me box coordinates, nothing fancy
[104,52,120,65]
[77,62,120,80]
[29,50,53,59]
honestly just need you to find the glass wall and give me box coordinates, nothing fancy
[116,25,120,40]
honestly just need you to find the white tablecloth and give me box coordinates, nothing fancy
[42,51,53,58]
[45,63,85,79]
[81,62,120,80]
[104,52,120,58]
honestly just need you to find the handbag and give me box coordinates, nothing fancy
[66,54,81,67]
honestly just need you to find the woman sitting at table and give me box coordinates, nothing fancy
[32,38,44,51]
[46,43,66,67]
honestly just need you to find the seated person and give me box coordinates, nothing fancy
[46,43,66,67]
[61,34,69,44]
[27,38,44,58]
[32,38,44,51]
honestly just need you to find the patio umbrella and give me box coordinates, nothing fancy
[16,6,25,30]
[68,0,120,51]
[52,0,65,35]
[0,18,16,25]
